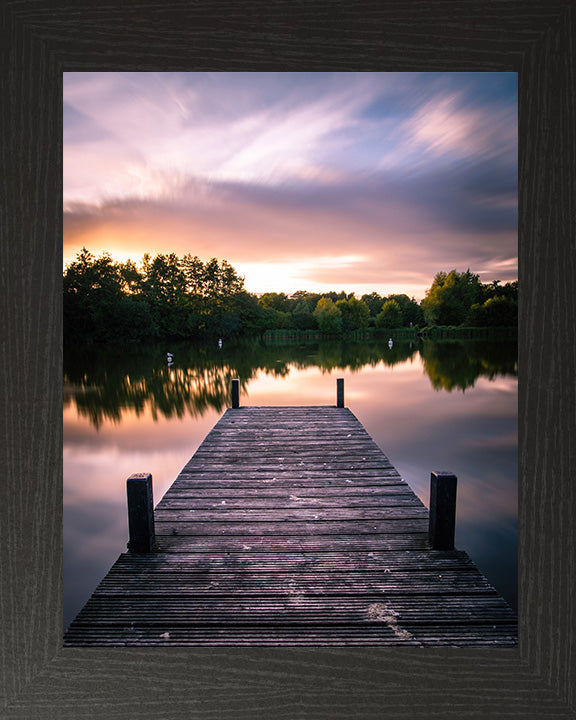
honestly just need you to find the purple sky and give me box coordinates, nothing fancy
[63,72,517,299]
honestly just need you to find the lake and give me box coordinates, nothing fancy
[63,336,518,631]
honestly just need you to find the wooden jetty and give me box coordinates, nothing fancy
[64,380,517,647]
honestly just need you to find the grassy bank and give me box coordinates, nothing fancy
[418,325,517,340]
[261,327,421,344]
[262,325,516,345]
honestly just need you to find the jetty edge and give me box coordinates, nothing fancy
[64,379,517,647]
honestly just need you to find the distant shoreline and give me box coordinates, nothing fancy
[261,326,517,343]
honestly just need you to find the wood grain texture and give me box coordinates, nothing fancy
[1,0,575,717]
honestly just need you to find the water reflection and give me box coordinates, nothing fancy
[64,337,517,629]
[64,338,517,429]
[420,339,518,392]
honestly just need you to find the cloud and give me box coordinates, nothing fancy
[406,94,480,158]
[402,83,517,164]
[63,72,386,206]
[64,165,517,297]
[63,72,518,296]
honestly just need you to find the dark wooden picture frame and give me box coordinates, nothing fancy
[1,1,575,717]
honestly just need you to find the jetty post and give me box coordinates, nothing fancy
[428,471,457,550]
[336,378,344,408]
[232,378,240,409]
[127,473,155,553]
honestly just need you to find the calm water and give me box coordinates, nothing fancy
[63,336,518,631]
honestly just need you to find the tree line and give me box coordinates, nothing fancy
[63,249,518,343]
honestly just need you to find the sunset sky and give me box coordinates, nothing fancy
[63,72,517,299]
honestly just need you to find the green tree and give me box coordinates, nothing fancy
[258,292,292,313]
[313,297,343,333]
[385,294,424,326]
[293,299,318,330]
[481,280,518,304]
[322,290,351,304]
[203,258,222,300]
[218,259,245,296]
[336,297,370,333]
[375,299,403,328]
[181,254,207,296]
[291,291,322,313]
[64,248,249,342]
[467,296,518,327]
[361,292,384,318]
[64,248,159,342]
[228,291,265,336]
[139,253,189,337]
[421,269,483,326]
[118,259,143,294]
[259,307,294,330]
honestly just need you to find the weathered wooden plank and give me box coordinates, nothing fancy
[168,480,406,490]
[170,475,405,487]
[67,619,518,640]
[161,485,416,498]
[189,444,392,455]
[192,440,387,451]
[108,549,477,572]
[68,609,518,628]
[200,442,384,450]
[154,508,429,522]
[156,496,423,510]
[154,534,430,552]
[63,638,517,648]
[63,620,518,647]
[154,519,429,536]
[68,594,517,616]
[193,440,386,448]
[186,460,397,469]
[92,574,500,596]
[176,465,402,475]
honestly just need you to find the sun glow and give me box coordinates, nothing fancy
[237,255,368,295]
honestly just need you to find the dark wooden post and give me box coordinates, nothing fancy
[336,378,344,408]
[232,378,240,408]
[127,473,155,553]
[428,471,457,550]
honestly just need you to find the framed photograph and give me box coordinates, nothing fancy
[2,1,575,717]
[62,70,519,650]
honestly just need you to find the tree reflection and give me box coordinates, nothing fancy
[420,339,518,392]
[64,337,517,428]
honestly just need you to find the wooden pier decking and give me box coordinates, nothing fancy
[64,404,518,646]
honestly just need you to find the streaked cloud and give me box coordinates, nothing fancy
[64,72,517,298]
[405,91,516,163]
